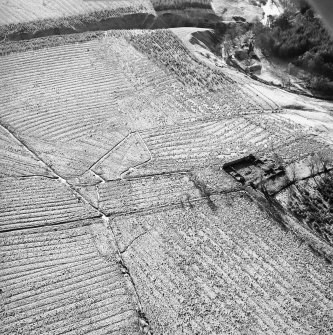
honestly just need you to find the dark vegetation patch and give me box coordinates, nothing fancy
[252,3,333,93]
[213,21,249,44]
[246,186,290,232]
[287,172,333,246]
[0,18,223,57]
[190,29,222,55]
[209,0,333,94]
[0,31,104,56]
[151,11,220,29]
[232,16,246,23]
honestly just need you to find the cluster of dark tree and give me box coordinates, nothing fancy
[253,3,333,88]
[212,21,250,47]
[288,172,333,245]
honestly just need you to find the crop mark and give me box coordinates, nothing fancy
[89,134,131,171]
[0,120,152,334]
[190,175,217,211]
[90,169,107,183]
[90,131,152,181]
[120,231,149,254]
[120,132,152,180]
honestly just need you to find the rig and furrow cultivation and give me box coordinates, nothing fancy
[0,125,52,178]
[91,132,151,181]
[113,194,333,334]
[0,219,140,335]
[0,40,135,140]
[127,30,265,111]
[0,30,275,151]
[1,4,333,333]
[0,177,98,231]
[97,173,203,215]
[0,30,280,183]
[0,34,207,139]
[21,128,129,179]
[128,29,233,91]
[126,115,326,176]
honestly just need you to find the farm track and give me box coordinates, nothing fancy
[0,175,102,232]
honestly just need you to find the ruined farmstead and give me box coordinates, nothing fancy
[223,154,285,190]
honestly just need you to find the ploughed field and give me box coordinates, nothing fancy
[1,25,333,335]
[1,219,140,335]
[116,195,333,334]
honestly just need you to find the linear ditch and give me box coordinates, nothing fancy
[0,216,102,234]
